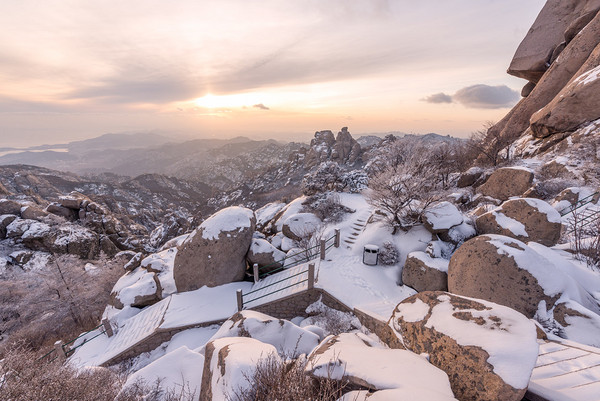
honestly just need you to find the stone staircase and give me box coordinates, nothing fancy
[343,209,374,248]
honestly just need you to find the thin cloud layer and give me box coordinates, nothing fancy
[424,84,520,109]
[253,103,270,110]
[422,93,453,104]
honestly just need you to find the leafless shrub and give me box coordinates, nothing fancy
[227,354,349,401]
[468,121,515,167]
[367,164,442,234]
[0,343,194,401]
[302,193,353,223]
[304,300,361,336]
[570,210,600,272]
[0,254,125,352]
[379,241,400,265]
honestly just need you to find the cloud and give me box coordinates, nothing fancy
[423,84,519,109]
[422,92,452,104]
[452,84,519,109]
[253,103,270,110]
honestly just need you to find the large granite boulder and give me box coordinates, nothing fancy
[478,167,533,201]
[423,201,464,235]
[304,130,336,168]
[281,213,321,241]
[109,267,162,309]
[507,0,600,83]
[20,205,48,221]
[390,292,539,401]
[531,62,600,138]
[246,238,286,272]
[0,214,17,239]
[207,310,320,356]
[200,337,279,401]
[475,198,562,246]
[489,11,600,145]
[173,206,256,292]
[448,235,568,317]
[307,332,456,398]
[402,252,448,292]
[552,300,600,347]
[0,199,22,215]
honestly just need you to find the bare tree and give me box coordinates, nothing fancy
[367,158,442,234]
[468,121,513,166]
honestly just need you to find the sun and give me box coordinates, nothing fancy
[194,94,222,108]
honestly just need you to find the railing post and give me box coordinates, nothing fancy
[320,238,326,260]
[102,318,114,337]
[253,263,259,283]
[54,340,67,360]
[308,263,315,290]
[334,229,340,248]
[236,289,243,311]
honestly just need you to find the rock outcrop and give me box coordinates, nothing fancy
[490,4,600,152]
[246,238,286,271]
[478,167,534,201]
[173,206,256,292]
[390,291,539,401]
[448,235,565,317]
[306,332,456,398]
[402,252,448,292]
[475,198,562,246]
[200,337,279,401]
[281,213,321,241]
[304,127,361,168]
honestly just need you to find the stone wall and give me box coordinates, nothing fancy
[251,288,352,320]
[101,319,226,366]
[353,307,405,349]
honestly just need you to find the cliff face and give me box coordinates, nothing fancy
[491,0,600,156]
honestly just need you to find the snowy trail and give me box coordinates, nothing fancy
[528,340,600,401]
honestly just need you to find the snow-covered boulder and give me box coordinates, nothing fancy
[423,202,464,235]
[478,167,534,201]
[200,337,279,400]
[207,310,320,356]
[448,235,572,317]
[52,225,100,259]
[173,206,256,292]
[246,238,286,272]
[402,252,448,292]
[531,64,600,138]
[390,291,539,401]
[20,205,48,221]
[124,252,144,272]
[255,201,286,231]
[6,218,34,238]
[281,212,321,241]
[0,214,17,239]
[0,199,22,215]
[121,346,204,397]
[552,300,600,347]
[307,332,456,398]
[109,267,162,309]
[476,198,562,246]
[141,247,177,296]
[456,167,483,188]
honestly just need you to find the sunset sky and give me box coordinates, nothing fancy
[0,0,545,147]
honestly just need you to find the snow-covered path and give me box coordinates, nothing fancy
[528,340,600,401]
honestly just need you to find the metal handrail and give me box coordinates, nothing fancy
[244,278,309,305]
[63,323,103,347]
[63,329,106,357]
[257,233,336,277]
[559,192,599,216]
[245,269,309,297]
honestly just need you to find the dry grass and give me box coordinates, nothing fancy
[0,343,194,401]
[227,354,349,401]
[0,253,126,353]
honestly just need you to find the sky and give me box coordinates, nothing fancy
[0,0,546,147]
